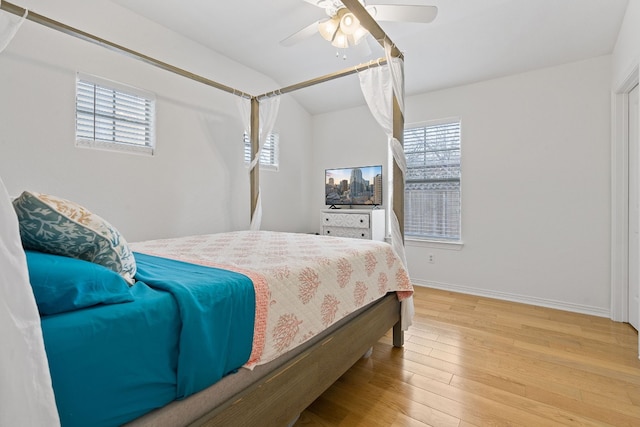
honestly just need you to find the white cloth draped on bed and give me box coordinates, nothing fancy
[0,176,60,426]
[358,41,414,330]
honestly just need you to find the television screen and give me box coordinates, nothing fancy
[325,165,383,207]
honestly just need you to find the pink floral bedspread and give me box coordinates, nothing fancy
[130,231,413,368]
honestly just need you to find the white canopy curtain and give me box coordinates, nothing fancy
[358,40,413,329]
[0,5,60,426]
[0,176,60,426]
[236,94,281,230]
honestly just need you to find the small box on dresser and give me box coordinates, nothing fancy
[321,209,385,241]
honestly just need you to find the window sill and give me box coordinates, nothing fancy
[405,237,464,250]
[76,139,154,156]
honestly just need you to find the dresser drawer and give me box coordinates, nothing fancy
[320,209,385,241]
[321,213,370,229]
[322,226,371,239]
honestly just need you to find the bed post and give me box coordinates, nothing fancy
[392,89,405,348]
[391,87,405,254]
[249,97,260,226]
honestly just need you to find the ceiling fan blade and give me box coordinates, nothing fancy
[280,21,320,47]
[369,5,438,23]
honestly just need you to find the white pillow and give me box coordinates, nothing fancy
[0,178,60,426]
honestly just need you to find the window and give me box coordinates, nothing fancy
[243,132,279,171]
[404,119,461,240]
[75,73,155,155]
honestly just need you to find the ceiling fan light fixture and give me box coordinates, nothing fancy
[318,17,339,42]
[339,12,360,35]
[307,0,376,51]
[331,32,349,49]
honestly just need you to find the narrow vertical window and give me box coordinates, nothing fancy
[76,73,155,155]
[404,120,461,240]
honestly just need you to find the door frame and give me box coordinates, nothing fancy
[611,64,639,323]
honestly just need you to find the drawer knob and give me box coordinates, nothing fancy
[360,219,363,223]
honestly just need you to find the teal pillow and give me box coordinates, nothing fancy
[13,191,136,284]
[25,250,134,315]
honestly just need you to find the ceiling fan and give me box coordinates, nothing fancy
[280,0,438,49]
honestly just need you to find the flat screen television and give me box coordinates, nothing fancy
[325,165,383,207]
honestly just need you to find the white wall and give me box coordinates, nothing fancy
[0,0,313,242]
[312,55,613,317]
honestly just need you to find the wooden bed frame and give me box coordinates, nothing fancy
[127,293,402,427]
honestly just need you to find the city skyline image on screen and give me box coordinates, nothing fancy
[325,165,382,207]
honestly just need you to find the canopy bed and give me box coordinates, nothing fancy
[0,1,416,425]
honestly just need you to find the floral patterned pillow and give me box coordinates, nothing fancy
[13,191,136,284]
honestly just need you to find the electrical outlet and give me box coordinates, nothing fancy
[428,254,434,263]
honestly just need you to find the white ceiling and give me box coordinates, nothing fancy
[110,0,629,115]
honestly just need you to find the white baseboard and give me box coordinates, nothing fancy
[412,279,611,319]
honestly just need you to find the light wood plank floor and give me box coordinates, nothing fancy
[295,286,640,426]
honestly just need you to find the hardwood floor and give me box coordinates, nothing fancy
[295,286,640,426]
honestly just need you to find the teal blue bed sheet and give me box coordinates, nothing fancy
[40,253,256,427]
[133,252,256,398]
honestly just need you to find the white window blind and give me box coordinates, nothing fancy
[76,73,155,155]
[243,132,279,171]
[404,120,461,240]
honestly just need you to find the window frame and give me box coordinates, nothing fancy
[403,117,462,244]
[243,131,279,171]
[75,72,156,156]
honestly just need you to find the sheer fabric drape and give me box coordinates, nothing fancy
[236,95,280,230]
[358,42,414,329]
[1,175,60,426]
[0,6,60,425]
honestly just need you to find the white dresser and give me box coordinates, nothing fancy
[320,209,385,241]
